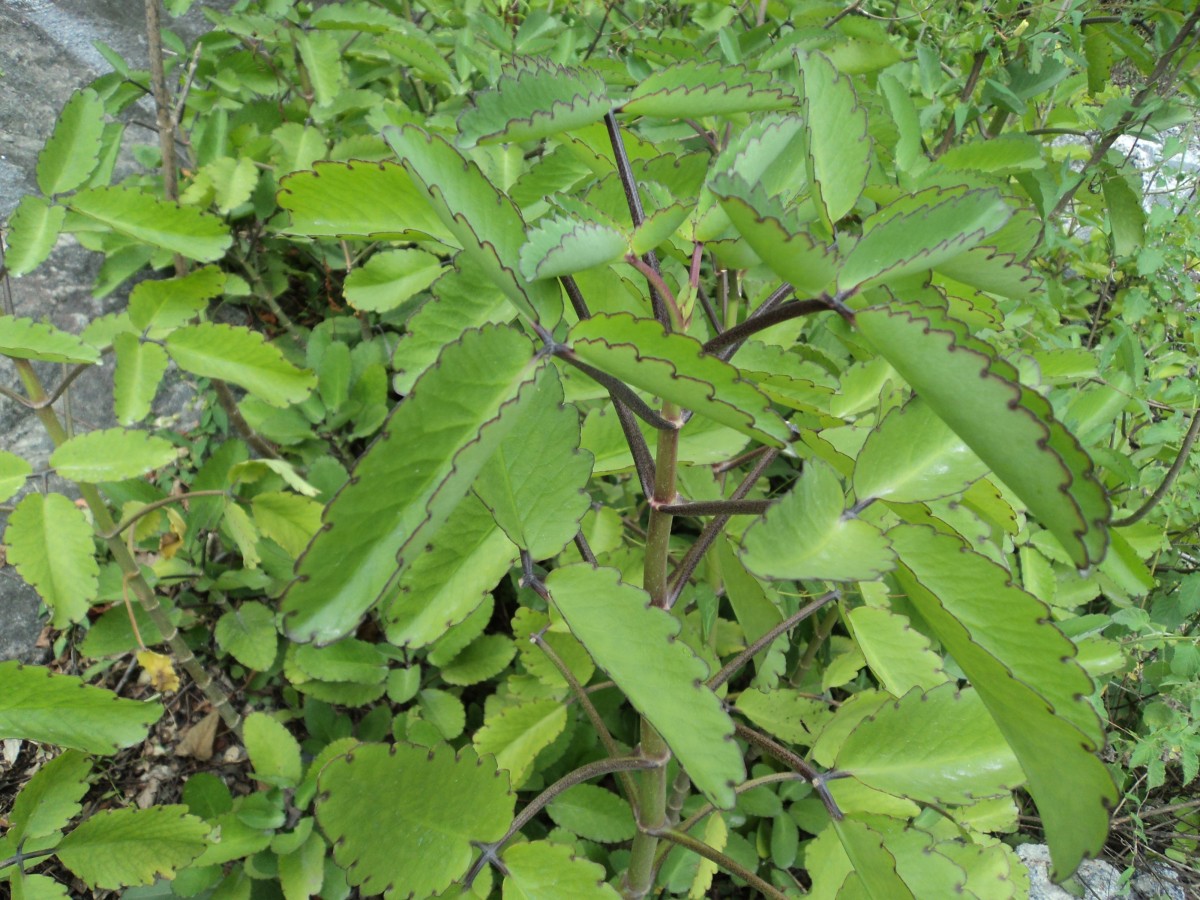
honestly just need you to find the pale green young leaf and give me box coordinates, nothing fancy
[50,428,180,483]
[343,248,443,313]
[251,491,322,558]
[242,712,303,787]
[800,52,870,227]
[221,501,260,569]
[214,601,277,671]
[166,323,315,408]
[3,196,66,276]
[5,493,98,627]
[67,187,232,262]
[473,698,568,789]
[228,459,320,497]
[740,459,895,582]
[856,300,1109,568]
[569,313,791,445]
[128,265,225,332]
[6,751,91,845]
[278,831,326,899]
[475,367,593,560]
[383,125,562,326]
[848,605,948,697]
[427,595,493,667]
[0,661,161,754]
[112,334,168,425]
[502,841,622,900]
[546,784,636,843]
[876,826,970,897]
[836,684,1024,804]
[1102,168,1146,257]
[317,742,513,898]
[547,564,744,808]
[54,805,209,890]
[10,872,70,900]
[0,450,33,503]
[296,30,345,107]
[734,688,831,746]
[513,608,596,689]
[0,317,99,364]
[278,161,452,241]
[938,837,1028,898]
[37,88,105,196]
[519,216,628,281]
[282,325,541,645]
[458,59,612,148]
[853,398,989,504]
[184,156,258,215]
[622,59,798,118]
[891,524,1117,879]
[831,816,915,900]
[382,494,517,649]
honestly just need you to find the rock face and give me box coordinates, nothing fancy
[1018,843,1187,900]
[0,1,228,661]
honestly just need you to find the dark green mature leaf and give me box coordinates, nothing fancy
[838,188,1012,292]
[854,398,989,503]
[112,334,168,425]
[741,459,894,582]
[837,684,1024,804]
[5,493,98,627]
[568,313,791,445]
[547,564,744,808]
[278,161,453,241]
[475,367,593,560]
[890,525,1117,879]
[0,317,99,365]
[317,742,514,898]
[50,428,179,483]
[282,325,543,645]
[622,59,798,118]
[855,300,1109,568]
[67,187,231,262]
[502,841,622,899]
[166,323,315,408]
[383,125,562,326]
[458,59,612,148]
[37,88,105,196]
[800,52,870,227]
[0,662,161,754]
[4,195,66,276]
[6,751,91,845]
[519,216,628,281]
[55,806,209,890]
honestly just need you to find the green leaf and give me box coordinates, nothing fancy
[836,684,1024,804]
[282,325,542,644]
[937,135,1046,175]
[293,638,387,685]
[296,30,345,107]
[251,491,322,558]
[50,428,179,483]
[418,688,466,741]
[473,698,568,789]
[383,125,562,326]
[0,661,161,754]
[546,564,744,808]
[55,805,209,890]
[128,266,226,332]
[838,187,1012,292]
[734,688,830,746]
[475,367,593,559]
[242,712,303,787]
[831,816,915,900]
[501,841,622,900]
[5,493,99,627]
[569,313,791,445]
[166,323,315,408]
[0,450,33,503]
[855,300,1109,568]
[382,493,517,649]
[848,605,948,697]
[458,60,612,148]
[214,601,278,671]
[519,216,628,281]
[10,873,70,900]
[622,59,798,118]
[800,52,870,227]
[740,459,895,582]
[67,187,232,262]
[4,196,66,276]
[37,88,105,196]
[317,742,514,898]
[890,524,1117,878]
[6,750,91,844]
[440,634,516,686]
[546,784,636,843]
[717,540,786,684]
[1102,168,1146,257]
[0,317,100,364]
[278,161,453,241]
[343,248,443,313]
[853,398,989,503]
[112,334,168,425]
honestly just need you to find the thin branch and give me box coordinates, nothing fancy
[1114,409,1200,527]
[573,529,597,565]
[554,349,679,431]
[559,274,592,321]
[626,255,681,328]
[32,363,92,409]
[934,50,987,158]
[647,827,789,900]
[99,490,230,540]
[705,298,830,357]
[656,498,771,516]
[613,399,658,499]
[734,722,843,821]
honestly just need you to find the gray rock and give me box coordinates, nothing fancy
[1131,863,1187,900]
[1017,843,1131,900]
